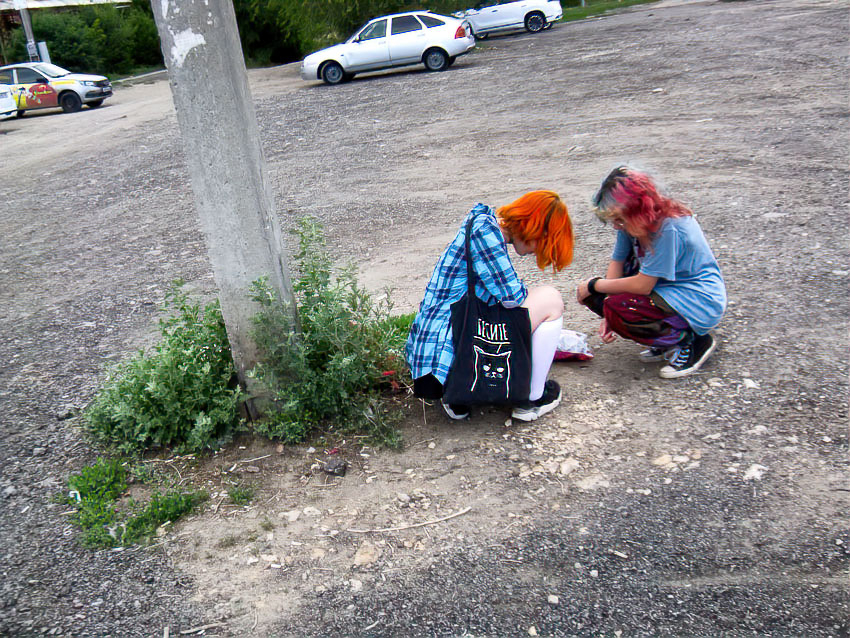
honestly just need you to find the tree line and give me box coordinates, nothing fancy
[0,0,471,77]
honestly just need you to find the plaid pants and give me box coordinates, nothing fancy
[582,291,691,348]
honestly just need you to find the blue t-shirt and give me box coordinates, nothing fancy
[611,216,726,334]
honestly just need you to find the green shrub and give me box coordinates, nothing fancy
[85,282,241,454]
[228,484,256,505]
[66,458,206,548]
[250,218,412,447]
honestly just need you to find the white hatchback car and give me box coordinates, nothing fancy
[454,0,563,37]
[0,84,16,120]
[300,11,475,85]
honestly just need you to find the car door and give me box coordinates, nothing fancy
[469,0,502,32]
[387,15,427,65]
[495,0,525,29]
[345,19,390,71]
[11,67,58,110]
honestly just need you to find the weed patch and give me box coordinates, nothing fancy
[250,218,413,448]
[228,484,256,506]
[66,458,206,548]
[85,282,242,454]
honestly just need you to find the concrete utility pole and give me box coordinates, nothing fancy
[150,0,296,400]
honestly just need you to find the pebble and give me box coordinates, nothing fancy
[547,594,559,605]
[280,510,300,523]
[528,627,538,636]
[743,464,768,481]
[559,458,579,475]
[302,506,321,517]
[353,542,380,566]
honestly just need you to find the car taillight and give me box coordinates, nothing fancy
[455,25,467,38]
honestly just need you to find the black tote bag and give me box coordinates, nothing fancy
[442,216,532,405]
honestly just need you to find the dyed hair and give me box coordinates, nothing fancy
[592,166,691,248]
[497,190,574,272]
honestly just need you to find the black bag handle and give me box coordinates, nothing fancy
[463,214,478,297]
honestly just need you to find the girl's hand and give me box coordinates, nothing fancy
[576,281,590,303]
[599,318,617,343]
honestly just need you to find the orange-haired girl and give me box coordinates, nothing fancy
[406,191,574,421]
[577,166,727,378]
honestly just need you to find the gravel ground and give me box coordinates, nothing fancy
[0,0,848,636]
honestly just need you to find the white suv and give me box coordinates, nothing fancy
[0,62,112,116]
[454,0,563,37]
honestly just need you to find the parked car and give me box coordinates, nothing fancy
[300,11,475,85]
[0,62,112,116]
[453,0,562,37]
[0,84,16,120]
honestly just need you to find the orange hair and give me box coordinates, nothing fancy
[497,190,574,272]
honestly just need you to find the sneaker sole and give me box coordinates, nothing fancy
[511,389,563,422]
[442,403,470,420]
[659,336,717,379]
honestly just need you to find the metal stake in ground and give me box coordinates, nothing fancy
[150,0,296,411]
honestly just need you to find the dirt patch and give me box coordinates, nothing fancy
[0,0,848,636]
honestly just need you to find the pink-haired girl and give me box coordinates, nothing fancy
[576,166,726,378]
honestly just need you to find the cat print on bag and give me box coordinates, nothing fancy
[470,315,513,398]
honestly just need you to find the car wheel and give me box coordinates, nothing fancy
[59,92,82,113]
[524,12,546,33]
[15,110,25,118]
[320,62,345,85]
[88,99,104,109]
[423,48,449,72]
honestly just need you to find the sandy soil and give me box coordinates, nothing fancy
[0,0,848,636]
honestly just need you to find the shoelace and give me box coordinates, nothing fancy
[668,345,692,368]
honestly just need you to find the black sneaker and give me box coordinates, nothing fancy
[442,402,470,420]
[511,380,562,422]
[638,346,669,362]
[660,333,717,379]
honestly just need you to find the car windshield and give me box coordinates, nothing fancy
[33,63,70,78]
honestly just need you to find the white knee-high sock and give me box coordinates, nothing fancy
[529,317,562,401]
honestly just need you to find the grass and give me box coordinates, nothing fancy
[228,484,256,505]
[559,0,659,22]
[66,458,207,549]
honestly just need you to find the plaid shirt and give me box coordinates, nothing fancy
[405,204,528,384]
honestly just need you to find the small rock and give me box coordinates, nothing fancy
[244,465,260,473]
[672,455,689,464]
[303,506,322,517]
[547,594,559,605]
[323,458,347,476]
[528,627,538,637]
[280,510,300,523]
[590,569,599,577]
[397,492,411,504]
[743,464,768,481]
[558,458,579,476]
[428,442,436,449]
[306,447,316,454]
[576,475,610,491]
[652,454,673,466]
[353,541,380,566]
[350,579,363,593]
[246,556,259,565]
[3,486,17,497]
[260,554,278,563]
[742,378,759,389]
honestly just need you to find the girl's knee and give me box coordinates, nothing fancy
[525,285,564,327]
